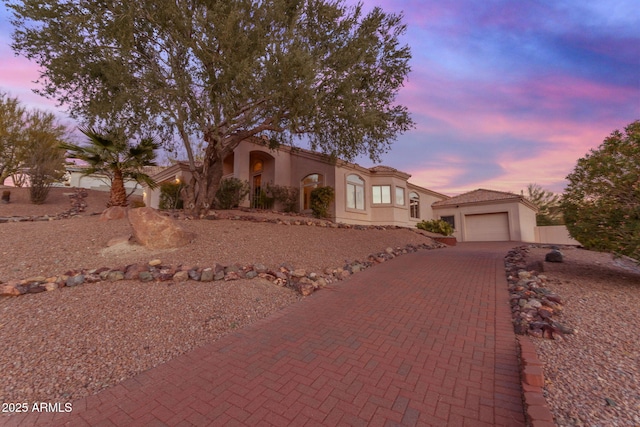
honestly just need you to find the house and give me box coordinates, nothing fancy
[144,138,568,244]
[65,164,165,196]
[144,138,449,227]
[432,189,538,242]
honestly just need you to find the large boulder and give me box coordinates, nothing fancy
[545,249,563,263]
[100,206,128,221]
[128,207,196,249]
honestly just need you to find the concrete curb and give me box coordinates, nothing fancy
[518,336,556,427]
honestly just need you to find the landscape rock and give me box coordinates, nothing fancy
[253,263,268,273]
[100,206,128,222]
[200,268,214,282]
[1,283,23,296]
[44,282,58,292]
[225,271,240,281]
[296,278,315,296]
[66,274,85,287]
[545,249,563,263]
[505,245,574,339]
[107,270,125,281]
[173,271,189,282]
[128,207,196,249]
[124,264,148,280]
[139,271,154,282]
[291,269,307,278]
[188,269,201,281]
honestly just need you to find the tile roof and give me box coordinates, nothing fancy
[143,165,168,176]
[432,188,525,207]
[368,165,399,173]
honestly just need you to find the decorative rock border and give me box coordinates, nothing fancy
[0,188,90,223]
[505,245,573,339]
[1,242,444,298]
[505,245,576,427]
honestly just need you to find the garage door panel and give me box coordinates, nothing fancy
[465,213,510,241]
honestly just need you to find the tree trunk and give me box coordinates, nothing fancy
[109,169,128,207]
[182,143,227,217]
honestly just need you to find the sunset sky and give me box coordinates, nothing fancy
[1,0,638,196]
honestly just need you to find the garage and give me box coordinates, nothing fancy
[464,212,510,241]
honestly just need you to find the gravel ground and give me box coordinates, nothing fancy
[0,187,441,408]
[525,247,640,427]
[4,187,638,426]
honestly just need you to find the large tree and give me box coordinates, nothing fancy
[525,183,563,226]
[0,92,27,185]
[22,110,67,203]
[61,128,159,207]
[561,120,640,260]
[0,92,67,192]
[7,0,414,214]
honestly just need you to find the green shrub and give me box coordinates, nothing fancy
[310,186,334,218]
[159,182,184,210]
[130,199,146,208]
[266,184,299,213]
[416,219,453,236]
[215,177,249,209]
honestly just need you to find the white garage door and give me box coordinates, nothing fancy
[465,213,510,241]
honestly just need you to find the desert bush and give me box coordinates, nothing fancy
[159,181,184,210]
[310,186,334,218]
[215,177,249,209]
[416,219,454,236]
[26,146,66,204]
[266,184,299,213]
[252,188,274,209]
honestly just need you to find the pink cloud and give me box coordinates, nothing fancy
[0,54,64,112]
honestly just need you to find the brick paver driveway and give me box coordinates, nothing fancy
[10,242,525,426]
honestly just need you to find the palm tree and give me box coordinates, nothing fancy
[60,127,159,207]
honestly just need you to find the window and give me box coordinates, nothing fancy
[372,185,391,204]
[302,173,322,210]
[409,192,420,218]
[395,187,405,206]
[441,215,455,229]
[346,174,365,210]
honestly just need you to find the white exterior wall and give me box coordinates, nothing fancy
[68,171,144,196]
[535,225,582,245]
[518,202,538,243]
[434,200,537,242]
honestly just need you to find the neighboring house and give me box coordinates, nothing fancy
[65,165,165,196]
[144,138,449,227]
[432,189,538,242]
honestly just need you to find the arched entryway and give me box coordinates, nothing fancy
[249,151,275,209]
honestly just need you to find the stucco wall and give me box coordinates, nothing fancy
[69,172,144,196]
[434,200,536,242]
[142,140,449,229]
[535,225,582,245]
[518,203,538,243]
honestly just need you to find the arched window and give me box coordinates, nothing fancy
[302,173,322,210]
[409,192,420,219]
[346,174,365,210]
